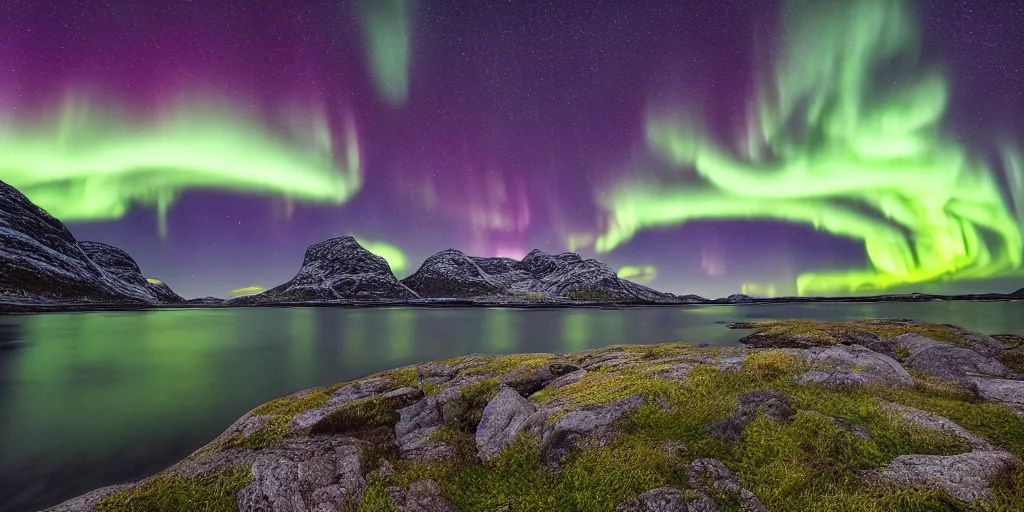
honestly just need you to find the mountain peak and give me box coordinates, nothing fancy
[236,236,417,303]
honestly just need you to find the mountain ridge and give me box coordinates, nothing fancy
[0,179,183,304]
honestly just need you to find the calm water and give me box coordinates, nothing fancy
[1,302,1022,511]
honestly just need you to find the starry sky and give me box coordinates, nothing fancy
[1,0,1023,299]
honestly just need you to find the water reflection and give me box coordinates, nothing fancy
[0,302,1023,511]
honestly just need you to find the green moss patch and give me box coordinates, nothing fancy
[530,367,677,408]
[95,465,252,512]
[461,353,556,377]
[732,319,973,347]
[310,394,408,440]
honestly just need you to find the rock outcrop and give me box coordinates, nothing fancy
[795,345,914,388]
[707,391,795,444]
[232,236,419,303]
[614,487,716,511]
[0,179,182,305]
[475,386,537,459]
[54,319,1024,511]
[401,248,680,303]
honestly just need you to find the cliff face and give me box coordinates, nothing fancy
[235,236,419,303]
[0,179,181,304]
[401,248,680,303]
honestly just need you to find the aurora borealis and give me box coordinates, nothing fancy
[1,0,1022,298]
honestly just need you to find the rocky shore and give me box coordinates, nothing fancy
[52,319,1024,511]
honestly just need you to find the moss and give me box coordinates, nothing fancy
[997,348,1024,374]
[894,345,912,361]
[732,319,973,347]
[742,351,806,381]
[357,476,398,512]
[531,367,677,407]
[461,353,555,377]
[250,388,331,417]
[566,289,613,300]
[310,394,407,439]
[376,367,420,388]
[95,465,252,512]
[993,334,1024,349]
[613,342,740,360]
[450,379,500,431]
[989,461,1024,512]
[355,344,1024,512]
[217,388,335,450]
[884,385,1024,459]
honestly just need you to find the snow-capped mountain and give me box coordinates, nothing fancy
[232,236,419,303]
[0,179,183,304]
[401,248,681,303]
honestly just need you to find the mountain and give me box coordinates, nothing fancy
[231,236,418,303]
[0,179,181,304]
[78,241,184,303]
[1014,287,1024,297]
[401,248,679,303]
[187,296,225,305]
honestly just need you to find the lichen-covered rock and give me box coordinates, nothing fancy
[542,369,587,391]
[48,485,132,512]
[969,378,1024,413]
[539,395,645,463]
[476,386,537,459]
[395,387,462,460]
[502,362,580,396]
[387,479,458,512]
[236,437,365,512]
[877,451,1017,503]
[292,378,414,432]
[959,331,1006,357]
[687,459,767,512]
[884,402,992,451]
[614,487,716,512]
[796,344,914,388]
[897,334,1007,384]
[707,391,795,444]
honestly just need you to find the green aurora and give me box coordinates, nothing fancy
[357,0,416,106]
[616,265,657,284]
[0,97,362,238]
[353,236,408,275]
[596,0,1024,296]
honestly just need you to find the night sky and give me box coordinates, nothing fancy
[1,0,1023,299]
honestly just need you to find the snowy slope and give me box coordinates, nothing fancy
[0,179,177,304]
[403,248,682,303]
[233,236,419,303]
[78,241,185,303]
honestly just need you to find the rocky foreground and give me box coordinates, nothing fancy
[53,319,1024,512]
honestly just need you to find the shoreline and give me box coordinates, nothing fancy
[50,318,1024,512]
[3,293,1023,315]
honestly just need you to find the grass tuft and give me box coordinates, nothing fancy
[95,466,252,512]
